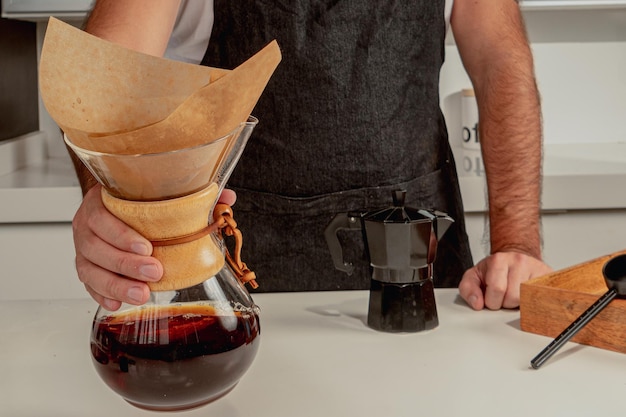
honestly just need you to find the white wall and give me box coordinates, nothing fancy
[441,9,626,146]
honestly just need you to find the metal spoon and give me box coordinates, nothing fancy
[530,253,626,369]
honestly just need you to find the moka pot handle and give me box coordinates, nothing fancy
[324,212,363,276]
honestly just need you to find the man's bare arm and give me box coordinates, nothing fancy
[84,0,181,56]
[452,0,543,259]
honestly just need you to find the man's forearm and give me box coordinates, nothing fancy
[451,0,544,260]
[480,84,543,258]
[84,0,180,56]
[477,19,543,259]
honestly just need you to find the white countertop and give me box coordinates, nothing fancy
[1,134,626,223]
[1,289,625,417]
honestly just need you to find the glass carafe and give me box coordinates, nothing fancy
[89,264,260,411]
[65,117,261,411]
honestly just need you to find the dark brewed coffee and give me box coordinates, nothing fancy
[91,304,260,411]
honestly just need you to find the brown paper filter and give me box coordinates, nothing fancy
[85,39,281,154]
[39,17,281,155]
[39,17,229,149]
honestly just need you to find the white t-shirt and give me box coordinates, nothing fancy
[166,0,454,64]
[164,0,214,63]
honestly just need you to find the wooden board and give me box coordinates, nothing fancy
[520,250,626,354]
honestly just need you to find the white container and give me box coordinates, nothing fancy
[461,88,480,150]
[458,148,485,177]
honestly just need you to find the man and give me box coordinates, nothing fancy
[69,0,552,312]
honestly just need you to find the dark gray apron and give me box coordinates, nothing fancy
[202,0,473,292]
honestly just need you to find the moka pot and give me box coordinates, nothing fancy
[325,190,453,332]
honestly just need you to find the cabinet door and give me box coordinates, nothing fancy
[0,223,83,301]
[464,210,626,270]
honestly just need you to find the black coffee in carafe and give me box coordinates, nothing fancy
[91,295,260,411]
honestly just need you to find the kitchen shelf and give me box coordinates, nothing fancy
[3,0,626,22]
[521,0,626,10]
[1,0,92,22]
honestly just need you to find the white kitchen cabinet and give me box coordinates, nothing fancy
[457,142,626,270]
[465,211,626,271]
[542,210,626,269]
[0,223,83,300]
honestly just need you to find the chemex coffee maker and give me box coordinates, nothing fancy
[325,190,453,333]
[39,19,281,411]
[64,118,261,411]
